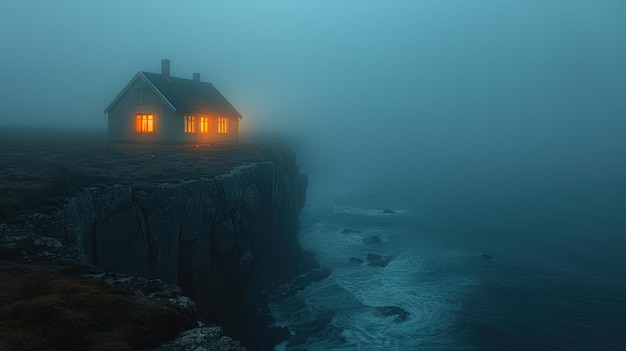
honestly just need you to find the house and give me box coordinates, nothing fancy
[105,59,241,143]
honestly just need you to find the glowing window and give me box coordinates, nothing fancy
[184,115,195,133]
[135,114,154,132]
[218,117,228,134]
[200,116,209,133]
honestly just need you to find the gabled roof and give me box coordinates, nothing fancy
[105,72,242,118]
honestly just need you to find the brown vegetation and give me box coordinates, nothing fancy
[0,261,196,351]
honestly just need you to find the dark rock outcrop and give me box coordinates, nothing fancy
[267,267,332,301]
[341,228,361,234]
[363,235,382,244]
[366,253,392,267]
[0,146,312,351]
[152,325,245,351]
[285,310,347,348]
[373,305,410,323]
[480,252,494,260]
[349,257,364,264]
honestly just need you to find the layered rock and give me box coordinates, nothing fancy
[0,147,311,350]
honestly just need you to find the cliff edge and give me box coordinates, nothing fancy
[0,132,316,350]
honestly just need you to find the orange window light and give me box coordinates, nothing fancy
[218,117,228,134]
[135,114,154,132]
[184,115,195,133]
[200,116,209,133]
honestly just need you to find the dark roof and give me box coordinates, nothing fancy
[141,72,242,117]
[105,71,242,117]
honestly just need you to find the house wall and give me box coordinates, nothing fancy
[108,78,240,143]
[198,115,239,143]
[177,114,239,143]
[107,79,175,143]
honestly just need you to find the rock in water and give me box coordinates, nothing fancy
[480,252,494,260]
[349,257,363,264]
[373,305,410,322]
[366,253,392,267]
[382,209,397,214]
[363,235,381,244]
[342,228,361,234]
[271,268,332,300]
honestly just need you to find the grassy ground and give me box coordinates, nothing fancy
[0,128,288,221]
[0,261,196,351]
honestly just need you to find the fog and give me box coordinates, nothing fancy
[1,1,625,198]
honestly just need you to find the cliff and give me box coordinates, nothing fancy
[0,135,316,350]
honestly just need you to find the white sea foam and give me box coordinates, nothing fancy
[280,182,626,350]
[330,200,408,217]
[270,198,478,350]
[335,252,467,338]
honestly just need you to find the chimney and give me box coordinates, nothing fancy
[193,73,200,82]
[161,59,170,77]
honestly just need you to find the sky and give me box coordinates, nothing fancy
[1,1,625,194]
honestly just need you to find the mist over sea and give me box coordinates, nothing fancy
[0,1,624,349]
[270,156,626,350]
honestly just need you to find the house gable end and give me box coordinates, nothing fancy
[104,72,176,114]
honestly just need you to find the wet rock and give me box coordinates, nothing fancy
[373,305,410,323]
[1,145,313,350]
[313,267,332,280]
[286,310,345,348]
[0,225,76,263]
[341,228,361,234]
[266,326,292,348]
[382,209,397,214]
[366,253,392,267]
[480,252,494,260]
[94,272,197,312]
[349,257,363,264]
[363,235,381,244]
[270,267,332,300]
[151,325,245,351]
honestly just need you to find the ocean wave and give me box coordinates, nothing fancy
[330,200,408,217]
[270,198,480,350]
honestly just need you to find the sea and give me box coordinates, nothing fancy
[269,174,626,350]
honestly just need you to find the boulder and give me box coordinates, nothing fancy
[270,267,332,300]
[152,325,245,351]
[363,235,381,244]
[373,305,410,323]
[480,252,494,260]
[366,253,392,267]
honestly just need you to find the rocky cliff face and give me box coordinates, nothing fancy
[1,148,311,350]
